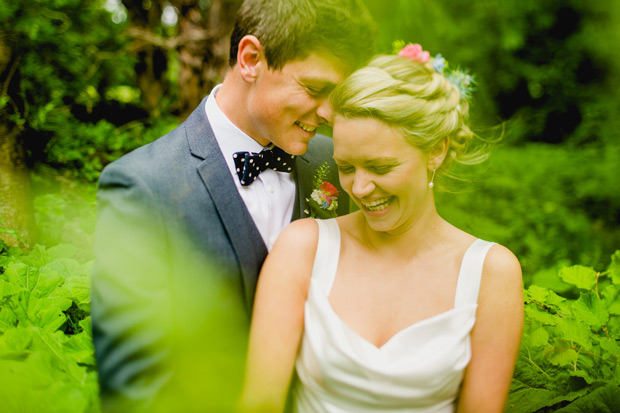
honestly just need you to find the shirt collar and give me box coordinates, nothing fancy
[205,84,266,161]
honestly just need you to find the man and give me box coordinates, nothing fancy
[91,0,375,410]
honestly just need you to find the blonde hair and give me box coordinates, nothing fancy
[330,54,493,191]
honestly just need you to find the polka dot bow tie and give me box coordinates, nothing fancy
[233,146,296,186]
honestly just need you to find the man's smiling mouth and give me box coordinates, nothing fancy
[296,121,317,133]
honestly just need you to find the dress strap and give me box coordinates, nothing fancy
[311,219,342,295]
[453,239,496,307]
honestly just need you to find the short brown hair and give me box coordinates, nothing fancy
[229,0,376,72]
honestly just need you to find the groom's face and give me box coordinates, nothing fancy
[246,52,347,155]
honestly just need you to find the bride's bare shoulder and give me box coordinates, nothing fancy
[269,218,320,262]
[278,218,319,241]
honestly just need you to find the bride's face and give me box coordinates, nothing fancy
[333,116,435,234]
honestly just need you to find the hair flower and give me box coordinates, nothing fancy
[432,53,447,73]
[393,40,475,100]
[397,43,430,64]
[306,162,339,219]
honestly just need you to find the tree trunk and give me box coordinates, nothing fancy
[174,0,240,120]
[122,0,168,116]
[0,42,35,249]
[122,0,240,119]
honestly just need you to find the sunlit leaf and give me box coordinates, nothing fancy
[601,284,620,315]
[572,291,609,327]
[608,251,620,284]
[545,339,579,366]
[555,383,620,412]
[528,327,550,347]
[0,279,23,298]
[559,266,597,290]
[525,306,558,326]
[527,285,549,303]
[557,318,592,351]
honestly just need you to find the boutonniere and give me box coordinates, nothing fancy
[304,162,339,219]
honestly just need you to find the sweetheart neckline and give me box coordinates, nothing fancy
[309,219,488,351]
[314,283,477,351]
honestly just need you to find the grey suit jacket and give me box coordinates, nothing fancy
[91,97,348,409]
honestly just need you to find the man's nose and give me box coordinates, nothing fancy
[316,98,334,126]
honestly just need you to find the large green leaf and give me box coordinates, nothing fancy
[0,354,93,413]
[546,339,579,366]
[526,285,549,303]
[32,266,65,298]
[527,327,550,348]
[571,291,609,327]
[505,378,589,413]
[525,305,559,325]
[0,326,34,357]
[597,336,620,359]
[557,318,592,351]
[601,284,620,315]
[0,279,23,298]
[608,251,620,285]
[18,245,49,269]
[0,306,18,332]
[4,262,39,293]
[559,266,598,290]
[555,383,620,412]
[63,330,95,365]
[36,307,68,333]
[54,274,90,308]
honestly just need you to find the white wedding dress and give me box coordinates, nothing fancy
[293,219,495,412]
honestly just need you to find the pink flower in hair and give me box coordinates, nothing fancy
[398,43,430,63]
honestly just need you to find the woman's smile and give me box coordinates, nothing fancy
[333,116,432,233]
[360,196,393,212]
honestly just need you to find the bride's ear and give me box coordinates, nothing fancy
[428,137,450,170]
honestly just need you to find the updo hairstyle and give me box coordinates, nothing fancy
[330,54,491,191]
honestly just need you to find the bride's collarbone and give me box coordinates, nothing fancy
[332,252,462,312]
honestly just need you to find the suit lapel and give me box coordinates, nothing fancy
[292,153,314,221]
[185,98,267,312]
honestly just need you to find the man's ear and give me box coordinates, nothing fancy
[237,35,264,83]
[428,137,450,170]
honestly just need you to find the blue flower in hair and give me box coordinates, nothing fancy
[432,54,446,73]
[394,40,476,100]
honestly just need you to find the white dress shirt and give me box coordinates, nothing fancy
[205,85,296,251]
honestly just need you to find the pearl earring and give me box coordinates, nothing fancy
[429,169,436,189]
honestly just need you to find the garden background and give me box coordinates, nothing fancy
[1,0,620,411]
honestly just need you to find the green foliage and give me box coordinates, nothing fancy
[42,117,177,182]
[2,0,132,115]
[437,144,620,281]
[0,179,98,411]
[31,174,96,255]
[0,0,170,180]
[506,252,620,412]
[0,241,99,412]
[365,0,620,147]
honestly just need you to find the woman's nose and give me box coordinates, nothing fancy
[351,171,375,198]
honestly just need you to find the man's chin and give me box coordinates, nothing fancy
[287,144,309,156]
[276,138,310,156]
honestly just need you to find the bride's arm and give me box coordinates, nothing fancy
[457,245,524,413]
[239,219,319,412]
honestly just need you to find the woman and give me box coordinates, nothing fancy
[241,48,524,412]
